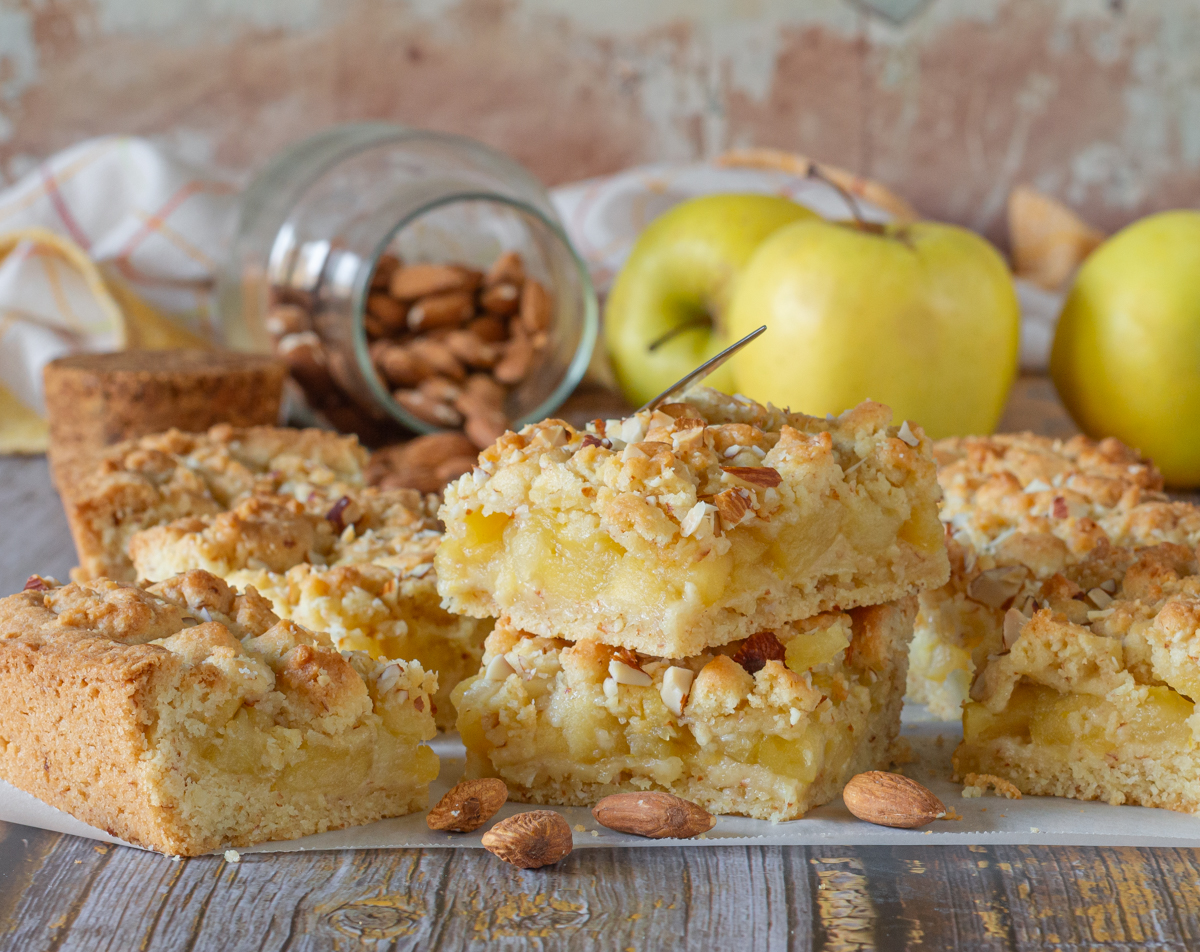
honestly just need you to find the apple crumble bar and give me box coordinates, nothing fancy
[66,425,367,582]
[128,492,491,730]
[908,432,1200,718]
[955,543,1200,813]
[0,570,439,856]
[436,387,948,658]
[453,597,916,821]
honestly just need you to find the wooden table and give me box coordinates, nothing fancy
[2,377,1197,951]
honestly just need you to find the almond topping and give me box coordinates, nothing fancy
[732,631,786,675]
[482,810,573,868]
[427,778,508,832]
[722,466,782,488]
[592,792,714,839]
[485,655,516,681]
[1002,607,1027,649]
[1087,587,1114,609]
[966,566,1027,609]
[843,771,946,829]
[609,659,652,687]
[659,666,693,716]
[896,420,920,447]
[711,487,753,528]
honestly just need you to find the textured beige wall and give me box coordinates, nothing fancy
[1,0,1198,245]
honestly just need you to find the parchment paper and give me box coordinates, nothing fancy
[3,708,1199,855]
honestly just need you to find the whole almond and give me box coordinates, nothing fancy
[592,792,715,839]
[278,332,332,393]
[843,771,946,829]
[394,390,464,428]
[494,330,534,385]
[445,330,501,369]
[485,250,525,287]
[464,406,509,450]
[265,304,311,337]
[391,263,481,300]
[376,344,430,388]
[427,778,508,832]
[371,253,402,289]
[418,374,463,404]
[480,282,521,316]
[463,373,508,406]
[482,810,573,868]
[367,292,409,333]
[408,290,475,332]
[468,314,509,343]
[519,278,551,333]
[407,339,466,382]
[436,454,478,483]
[395,432,478,469]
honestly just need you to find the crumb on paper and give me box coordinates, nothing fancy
[941,808,964,821]
[923,830,932,835]
[574,824,586,832]
[889,737,915,766]
[1029,827,1039,834]
[981,808,988,812]
[224,849,241,863]
[94,845,108,854]
[590,830,599,837]
[962,773,1022,799]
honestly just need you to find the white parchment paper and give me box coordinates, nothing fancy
[3,711,1198,854]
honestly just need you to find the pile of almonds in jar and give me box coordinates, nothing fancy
[270,248,551,454]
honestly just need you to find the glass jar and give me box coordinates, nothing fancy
[217,122,597,444]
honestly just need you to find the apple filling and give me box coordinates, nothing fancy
[452,598,915,821]
[953,544,1200,813]
[437,387,948,659]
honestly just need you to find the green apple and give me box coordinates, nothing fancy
[604,194,817,407]
[725,218,1020,438]
[1051,210,1200,486]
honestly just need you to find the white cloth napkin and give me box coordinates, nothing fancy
[0,135,1057,453]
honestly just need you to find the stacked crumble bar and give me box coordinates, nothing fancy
[436,388,951,820]
[909,432,1200,719]
[0,570,439,856]
[955,542,1200,812]
[65,425,492,728]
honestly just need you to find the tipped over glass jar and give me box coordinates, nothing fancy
[217,123,598,450]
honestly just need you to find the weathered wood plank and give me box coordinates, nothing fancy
[0,454,77,596]
[4,833,1200,951]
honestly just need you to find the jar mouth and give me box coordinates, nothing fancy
[352,191,598,436]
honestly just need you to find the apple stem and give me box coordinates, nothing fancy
[805,163,868,228]
[648,317,712,352]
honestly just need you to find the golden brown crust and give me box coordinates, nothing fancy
[954,543,1200,813]
[909,432,1200,719]
[437,387,948,657]
[0,571,438,855]
[130,489,486,731]
[66,425,368,582]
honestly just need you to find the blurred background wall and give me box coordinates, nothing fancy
[1,0,1197,246]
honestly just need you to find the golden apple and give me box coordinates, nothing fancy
[726,219,1020,437]
[1051,210,1200,486]
[604,194,817,406]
